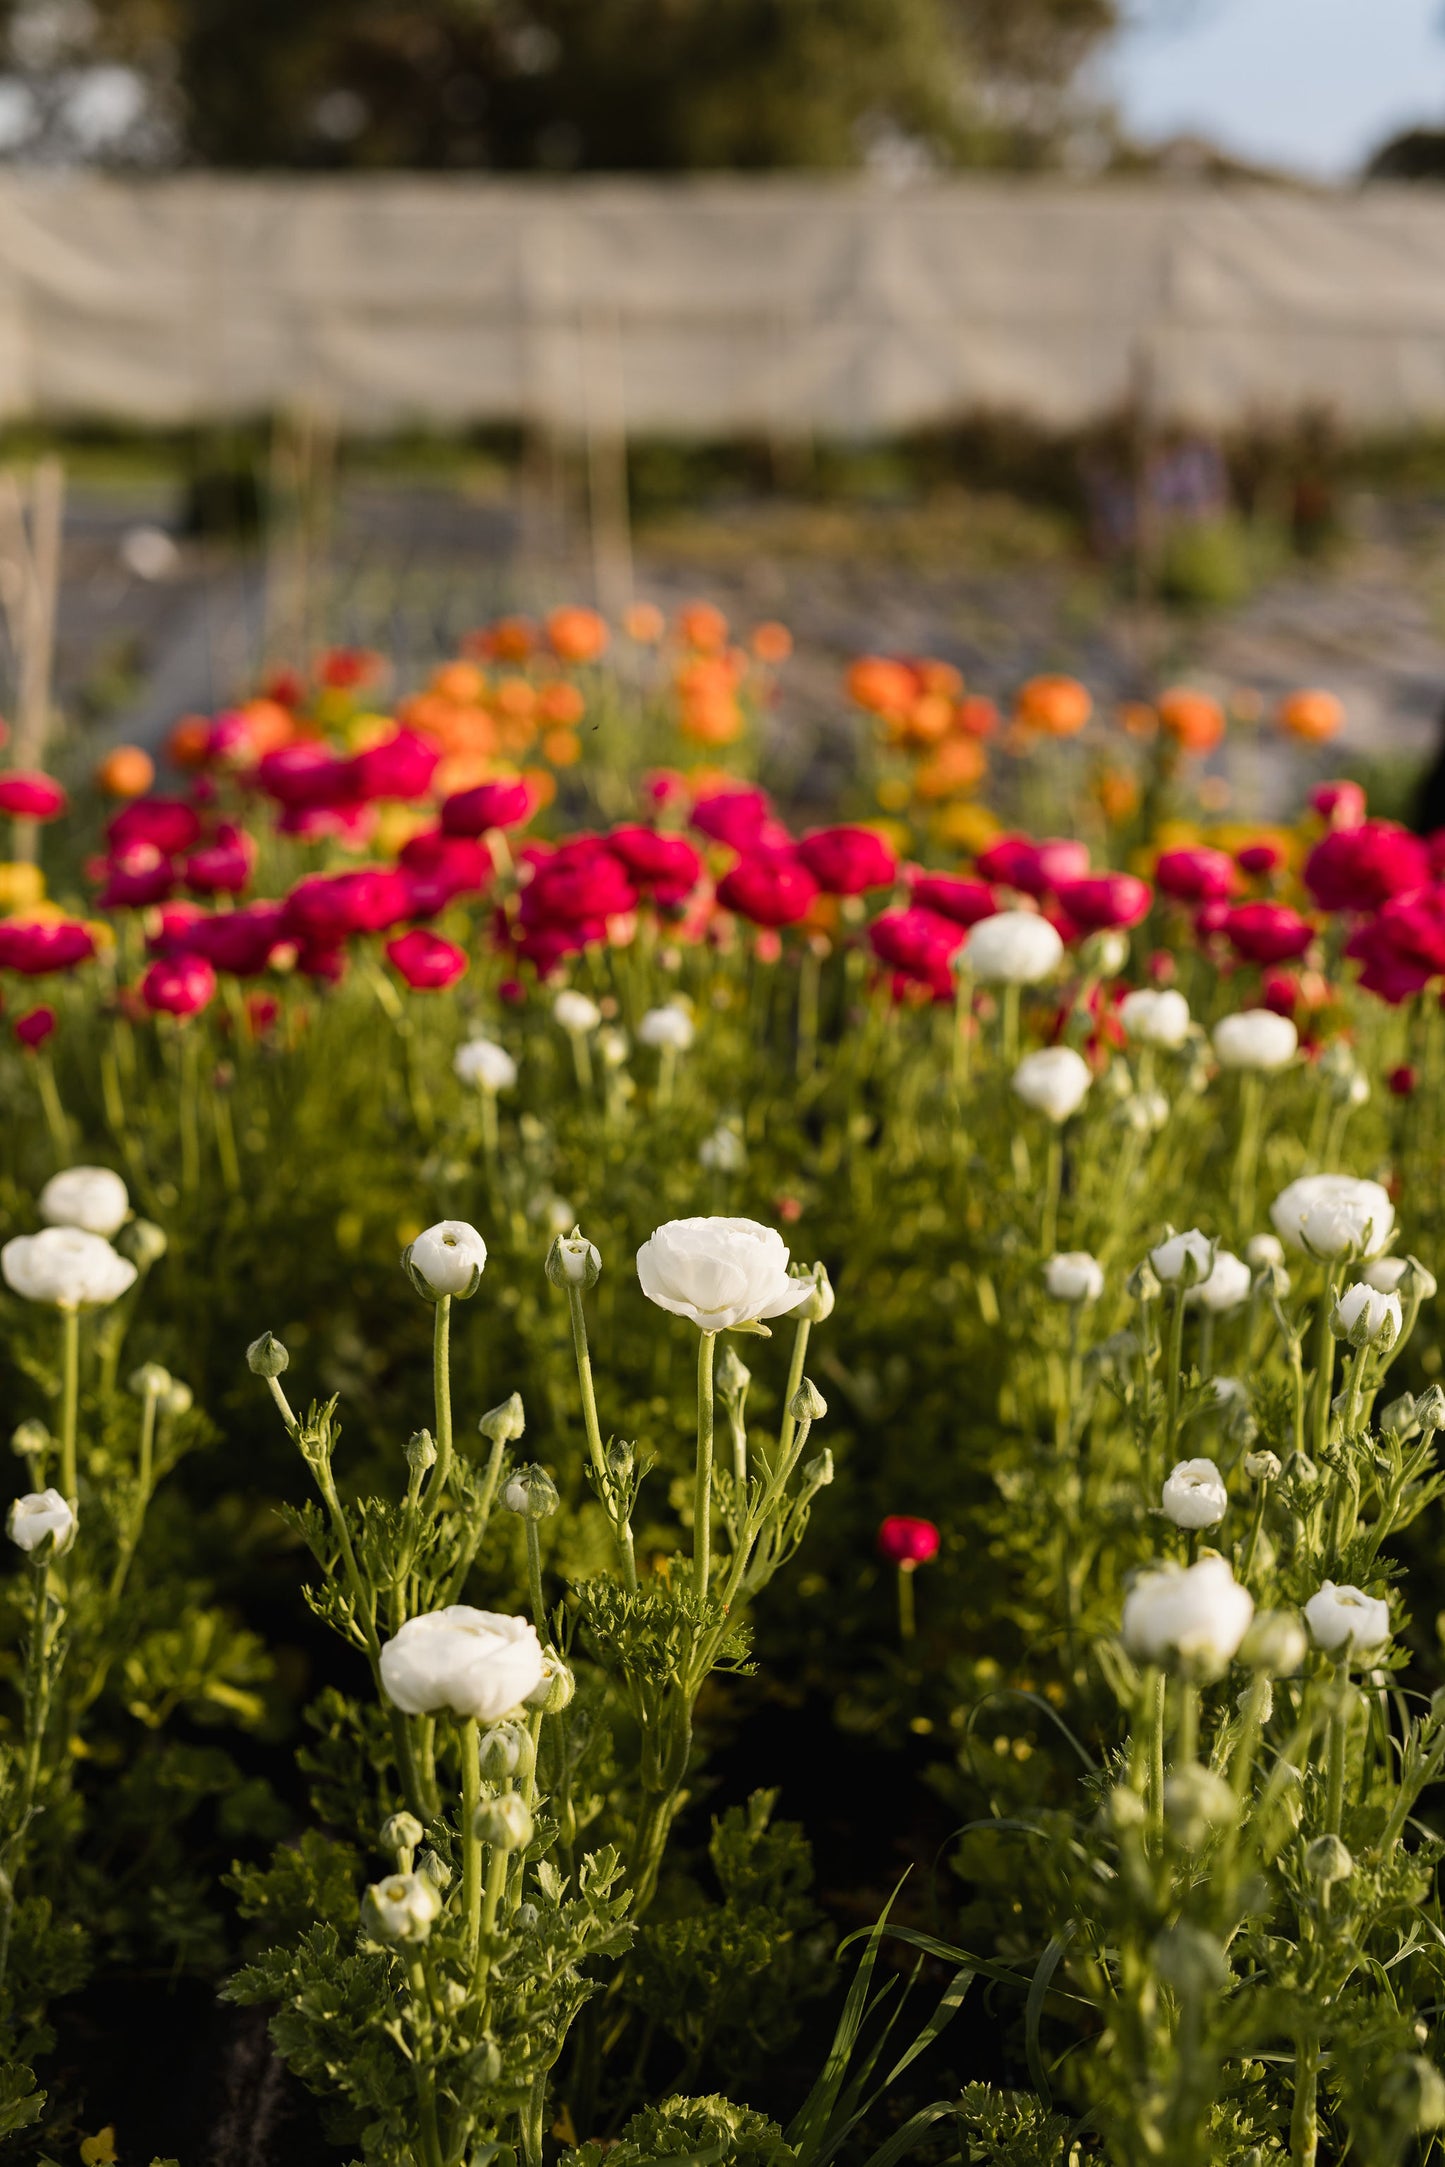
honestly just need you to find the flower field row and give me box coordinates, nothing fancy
[0,601,1443,2167]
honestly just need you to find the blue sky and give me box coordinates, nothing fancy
[1108,0,1445,177]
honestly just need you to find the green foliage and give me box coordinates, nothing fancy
[563,2092,797,2167]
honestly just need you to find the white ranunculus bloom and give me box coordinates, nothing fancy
[453,1037,517,1093]
[698,1125,746,1174]
[1044,1251,1104,1304]
[1011,1046,1091,1125]
[1,1227,137,1310]
[638,1002,695,1052]
[364,1870,442,1944]
[38,1166,129,1238]
[8,1488,76,1553]
[1121,1555,1254,1672]
[404,1221,487,1300]
[1270,1175,1394,1260]
[1333,1282,1402,1350]
[1149,1228,1213,1286]
[1212,1010,1299,1072]
[553,990,601,1035]
[961,909,1064,985]
[597,1026,631,1068]
[636,1216,812,1333]
[1362,1256,1408,1294]
[1247,1233,1285,1270]
[1161,1457,1228,1529]
[1304,1580,1391,1656]
[379,1606,546,1719]
[1119,988,1191,1049]
[1186,1250,1252,1314]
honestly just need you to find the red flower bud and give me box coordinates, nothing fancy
[877,1515,940,1567]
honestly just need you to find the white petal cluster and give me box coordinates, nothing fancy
[1304,1581,1390,1656]
[962,910,1064,985]
[1149,1228,1212,1286]
[553,990,601,1034]
[1044,1251,1104,1304]
[364,1870,442,1944]
[1161,1458,1228,1529]
[39,1166,129,1238]
[1270,1175,1394,1260]
[453,1037,518,1092]
[1212,1011,1298,1072]
[1186,1251,1252,1314]
[638,1002,695,1052]
[636,1216,812,1332]
[1011,1047,1091,1124]
[2,1227,137,1310]
[1119,988,1191,1049]
[379,1607,546,1719]
[1334,1282,1402,1349]
[8,1488,76,1553]
[1122,1556,1254,1672]
[405,1221,488,1299]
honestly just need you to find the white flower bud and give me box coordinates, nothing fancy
[453,1037,517,1093]
[1186,1251,1252,1314]
[403,1220,487,1301]
[478,1721,532,1783]
[473,1792,534,1851]
[638,1002,695,1052]
[1332,1282,1402,1350]
[1011,1046,1092,1125]
[363,1871,441,1945]
[405,1429,437,1475]
[553,990,601,1035]
[789,1262,835,1324]
[39,1166,130,1238]
[8,1488,76,1554]
[379,1811,424,1858]
[1240,1609,1307,1675]
[698,1124,746,1174]
[1161,1458,1228,1529]
[1243,1450,1281,1483]
[1121,1556,1254,1676]
[479,1393,525,1446]
[1305,1834,1354,1887]
[1212,1011,1298,1072]
[1044,1251,1104,1304]
[962,909,1064,985]
[525,1650,576,1713]
[1247,1233,1285,1270]
[502,1464,559,1520]
[1119,988,1191,1049]
[546,1229,601,1290]
[1163,1762,1238,1846]
[128,1361,172,1400]
[1304,1580,1390,1656]
[117,1219,167,1269]
[1270,1175,1394,1261]
[1148,1228,1213,1286]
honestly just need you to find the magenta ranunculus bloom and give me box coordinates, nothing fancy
[977,834,1089,898]
[1154,847,1238,904]
[519,843,636,930]
[716,849,818,928]
[1305,820,1431,913]
[142,954,216,1017]
[13,1004,56,1048]
[349,728,441,803]
[184,826,255,897]
[1222,901,1315,964]
[387,928,468,991]
[797,825,898,896]
[283,868,413,945]
[439,778,536,837]
[97,845,176,910]
[867,906,964,998]
[257,741,359,811]
[185,902,287,977]
[877,1514,941,1566]
[1345,886,1445,1002]
[108,795,202,856]
[0,920,96,975]
[908,873,997,927]
[0,771,67,821]
[691,787,773,852]
[1053,873,1153,932]
[398,830,494,901]
[1310,779,1366,829]
[607,825,704,904]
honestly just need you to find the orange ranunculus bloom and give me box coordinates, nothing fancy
[484,616,537,663]
[496,713,539,757]
[677,600,728,653]
[912,736,988,800]
[547,607,609,664]
[918,659,964,700]
[680,695,744,747]
[538,681,585,727]
[494,676,537,719]
[96,745,155,797]
[1158,686,1226,755]
[751,620,792,663]
[1017,674,1092,737]
[1279,688,1344,743]
[1117,701,1158,741]
[955,695,999,740]
[318,646,386,691]
[167,716,213,769]
[543,728,582,766]
[624,601,665,643]
[1097,767,1141,822]
[900,693,954,747]
[431,661,487,705]
[239,698,296,756]
[847,655,916,716]
[522,764,558,810]
[676,654,743,701]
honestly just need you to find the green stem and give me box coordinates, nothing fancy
[897,1562,916,1642]
[776,1313,813,1465]
[1291,2035,1319,2167]
[34,1051,69,1157]
[1001,981,1021,1068]
[1309,1276,1338,1467]
[694,1331,716,1601]
[1148,1667,1167,1852]
[58,1306,79,1501]
[405,1959,447,2167]
[460,1716,481,1958]
[428,1296,453,1508]
[1326,1681,1349,1835]
[1163,1287,1187,1477]
[1042,1126,1063,1255]
[179,1025,201,1192]
[567,1283,636,1589]
[473,1844,509,1996]
[1231,1070,1264,1234]
[525,1519,547,1640]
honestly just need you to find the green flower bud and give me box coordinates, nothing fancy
[128,1361,172,1400]
[1430,1686,1445,1727]
[789,1378,827,1425]
[1127,1259,1162,1304]
[417,1848,452,1892]
[11,1419,49,1462]
[791,1263,835,1325]
[118,1219,168,1269]
[715,1345,752,1405]
[545,1228,602,1291]
[525,1652,575,1713]
[1243,1450,1281,1483]
[1151,1922,1228,2000]
[380,1811,424,1860]
[247,1332,289,1379]
[801,1449,834,1496]
[479,1392,525,1447]
[405,1429,438,1475]
[459,2040,504,2104]
[473,1792,534,1851]
[605,1437,635,1482]
[1403,1257,1440,1302]
[362,1870,441,1944]
[1381,2056,1445,2134]
[1163,1762,1238,1847]
[162,1377,193,1418]
[1241,1610,1308,1677]
[1104,1784,1148,1833]
[1380,1392,1419,1436]
[502,1463,559,1519]
[1415,1384,1445,1434]
[478,1721,534,1783]
[1305,1834,1354,1888]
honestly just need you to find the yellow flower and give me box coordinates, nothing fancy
[0,861,45,912]
[80,2129,118,2167]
